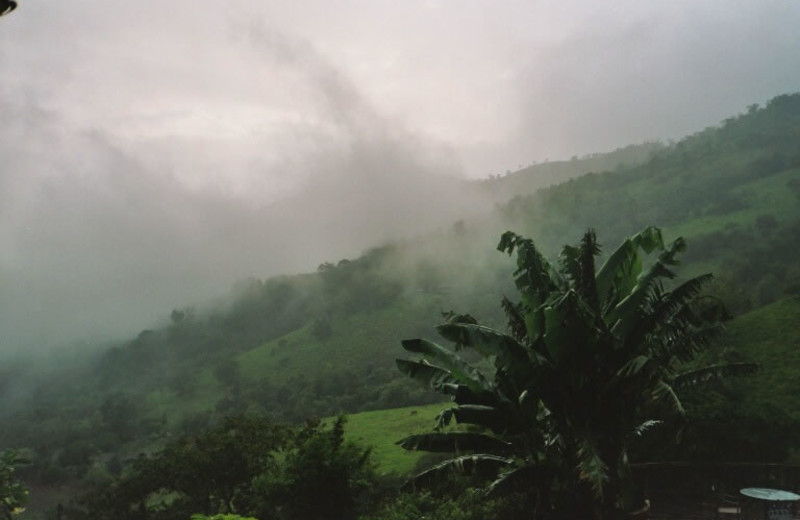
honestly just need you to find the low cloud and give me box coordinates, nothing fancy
[2,0,798,355]
[0,21,484,355]
[510,1,800,161]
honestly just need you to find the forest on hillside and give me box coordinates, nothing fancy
[2,93,800,520]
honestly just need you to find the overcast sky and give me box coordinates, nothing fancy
[1,0,799,354]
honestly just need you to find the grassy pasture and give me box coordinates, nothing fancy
[723,296,800,419]
[333,402,449,476]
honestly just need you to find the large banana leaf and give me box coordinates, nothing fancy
[622,274,715,352]
[650,380,685,415]
[401,454,514,491]
[434,323,542,385]
[524,301,547,348]
[439,383,503,407]
[396,432,513,454]
[488,464,555,496]
[501,296,528,343]
[401,338,493,394]
[559,244,583,286]
[542,291,599,364]
[497,232,552,294]
[608,237,685,338]
[595,226,663,308]
[615,355,653,378]
[652,310,726,363]
[576,437,609,497]
[452,404,516,434]
[560,230,601,311]
[630,419,663,438]
[395,359,458,391]
[497,231,561,341]
[435,323,526,362]
[671,362,758,390]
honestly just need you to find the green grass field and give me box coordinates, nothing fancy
[723,296,800,419]
[333,402,449,476]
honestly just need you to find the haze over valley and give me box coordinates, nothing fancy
[3,4,800,520]
[2,1,800,355]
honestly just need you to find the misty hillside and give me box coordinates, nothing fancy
[2,93,800,515]
[477,141,665,203]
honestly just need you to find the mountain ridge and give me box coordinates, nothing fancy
[2,93,799,510]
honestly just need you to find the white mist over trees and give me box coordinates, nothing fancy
[1,1,799,354]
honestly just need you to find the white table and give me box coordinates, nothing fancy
[740,488,800,520]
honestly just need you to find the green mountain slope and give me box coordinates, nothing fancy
[338,297,800,476]
[2,92,800,496]
[477,142,664,202]
[500,94,800,308]
[723,296,800,419]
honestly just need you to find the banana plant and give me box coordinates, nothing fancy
[396,227,756,519]
[1,449,28,520]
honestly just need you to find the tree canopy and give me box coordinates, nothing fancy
[397,226,756,519]
[0,450,28,520]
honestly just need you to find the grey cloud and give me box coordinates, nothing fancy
[0,19,482,355]
[510,2,800,161]
[2,0,799,356]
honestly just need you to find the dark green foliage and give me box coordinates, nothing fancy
[311,315,333,340]
[1,92,798,515]
[755,214,778,233]
[481,142,664,204]
[76,416,289,519]
[213,357,241,393]
[787,177,800,199]
[705,193,748,216]
[635,387,800,464]
[318,249,404,314]
[99,393,139,444]
[748,153,788,178]
[254,416,377,520]
[359,488,531,520]
[0,243,426,486]
[74,415,378,520]
[55,441,94,475]
[105,456,123,477]
[683,219,800,309]
[501,94,800,308]
[715,297,800,421]
[0,450,28,520]
[191,515,257,520]
[631,293,800,465]
[397,227,754,519]
[222,277,312,348]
